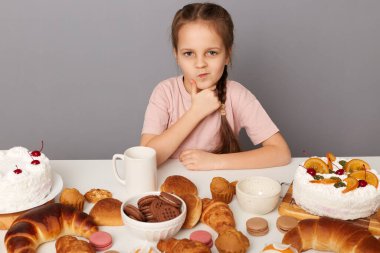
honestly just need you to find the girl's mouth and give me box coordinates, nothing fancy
[198,73,209,78]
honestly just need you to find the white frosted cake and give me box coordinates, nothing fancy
[0,147,53,212]
[293,156,380,220]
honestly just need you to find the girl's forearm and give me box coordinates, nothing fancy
[216,143,291,170]
[144,109,203,165]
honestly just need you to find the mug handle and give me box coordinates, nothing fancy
[112,154,126,185]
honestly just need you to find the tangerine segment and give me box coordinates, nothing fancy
[310,178,340,184]
[304,158,329,174]
[344,159,371,172]
[326,152,336,170]
[350,170,379,188]
[342,177,359,193]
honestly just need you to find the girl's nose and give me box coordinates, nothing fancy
[195,56,207,68]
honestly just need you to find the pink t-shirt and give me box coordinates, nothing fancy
[142,76,279,158]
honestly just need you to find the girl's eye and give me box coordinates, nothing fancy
[207,51,218,56]
[183,52,193,57]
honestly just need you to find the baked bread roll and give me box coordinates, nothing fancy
[157,238,211,253]
[282,217,380,253]
[200,200,235,234]
[215,227,250,253]
[5,203,98,253]
[56,235,95,253]
[181,194,202,229]
[89,198,123,226]
[60,188,85,211]
[160,175,198,197]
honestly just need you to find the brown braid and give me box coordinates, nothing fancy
[214,65,241,154]
[171,3,240,154]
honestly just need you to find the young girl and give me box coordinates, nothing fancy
[141,3,291,170]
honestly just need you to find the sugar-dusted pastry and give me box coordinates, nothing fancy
[200,200,235,234]
[215,227,250,253]
[56,235,95,253]
[160,175,198,197]
[84,188,112,203]
[181,193,202,229]
[60,188,85,211]
[89,198,123,226]
[261,243,297,253]
[210,177,234,204]
[157,238,211,253]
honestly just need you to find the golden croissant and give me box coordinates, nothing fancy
[200,199,235,234]
[282,217,380,253]
[157,238,211,253]
[4,203,98,253]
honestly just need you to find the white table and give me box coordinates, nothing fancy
[1,157,379,253]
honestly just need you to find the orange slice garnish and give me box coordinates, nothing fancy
[263,244,294,253]
[349,170,378,188]
[310,178,341,184]
[326,152,336,170]
[304,158,329,174]
[344,159,371,173]
[342,177,359,193]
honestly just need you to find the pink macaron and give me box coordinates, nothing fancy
[89,231,113,251]
[190,230,213,248]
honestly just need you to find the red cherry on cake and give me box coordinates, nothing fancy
[358,180,368,187]
[307,168,317,177]
[31,160,40,165]
[335,169,345,175]
[30,141,44,157]
[13,168,22,174]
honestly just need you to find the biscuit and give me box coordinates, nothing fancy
[89,198,123,226]
[276,215,299,233]
[123,204,145,222]
[159,192,182,209]
[246,217,269,236]
[84,188,112,203]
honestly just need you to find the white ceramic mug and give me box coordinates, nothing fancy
[112,146,157,199]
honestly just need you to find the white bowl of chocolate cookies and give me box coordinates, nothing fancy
[120,191,187,241]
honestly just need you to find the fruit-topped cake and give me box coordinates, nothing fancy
[0,144,53,212]
[293,152,380,220]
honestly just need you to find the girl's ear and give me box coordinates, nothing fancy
[173,48,178,63]
[225,48,232,65]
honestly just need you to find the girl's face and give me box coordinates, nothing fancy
[175,21,230,92]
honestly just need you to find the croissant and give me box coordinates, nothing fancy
[282,217,380,253]
[4,203,98,253]
[157,238,211,253]
[200,199,235,234]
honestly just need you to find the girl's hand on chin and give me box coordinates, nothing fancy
[179,149,220,170]
[189,79,221,119]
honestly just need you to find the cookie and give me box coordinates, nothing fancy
[84,188,112,203]
[123,204,146,222]
[159,192,182,209]
[276,215,299,233]
[89,231,113,251]
[157,204,180,222]
[246,217,269,236]
[137,195,159,209]
[190,230,213,248]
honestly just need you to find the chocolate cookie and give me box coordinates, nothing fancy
[157,204,180,222]
[123,204,145,222]
[137,195,159,209]
[159,192,182,209]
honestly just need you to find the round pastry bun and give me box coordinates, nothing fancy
[160,175,198,197]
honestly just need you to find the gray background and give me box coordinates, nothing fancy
[1,0,379,159]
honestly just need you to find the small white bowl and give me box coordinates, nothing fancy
[236,176,281,214]
[120,191,187,241]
